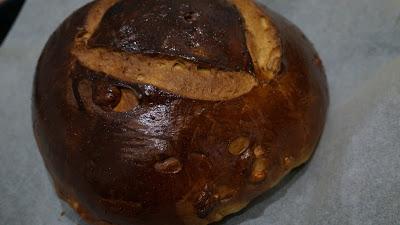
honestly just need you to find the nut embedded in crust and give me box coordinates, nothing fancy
[250,158,268,183]
[228,137,251,156]
[154,157,183,174]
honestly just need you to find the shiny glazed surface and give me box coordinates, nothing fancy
[32,0,328,224]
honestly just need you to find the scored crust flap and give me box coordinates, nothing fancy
[72,0,282,101]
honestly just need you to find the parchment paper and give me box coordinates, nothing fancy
[0,0,399,224]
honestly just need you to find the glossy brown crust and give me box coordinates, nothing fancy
[32,1,328,225]
[88,0,254,73]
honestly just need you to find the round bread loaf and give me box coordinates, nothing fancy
[32,0,328,224]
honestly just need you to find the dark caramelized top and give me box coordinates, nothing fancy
[88,0,254,73]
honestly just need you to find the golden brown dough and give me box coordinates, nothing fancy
[32,0,328,225]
